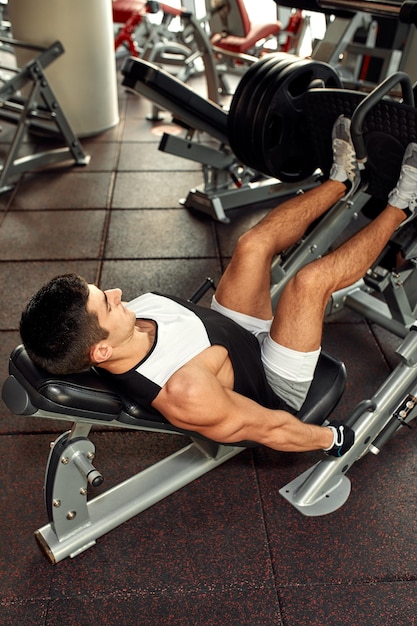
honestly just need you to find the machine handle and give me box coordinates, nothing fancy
[369,394,416,453]
[351,71,414,162]
[73,452,104,487]
[188,277,216,303]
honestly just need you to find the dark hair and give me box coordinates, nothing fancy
[20,273,108,375]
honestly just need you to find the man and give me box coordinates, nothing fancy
[20,117,417,457]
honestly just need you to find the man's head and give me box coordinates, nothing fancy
[20,273,108,375]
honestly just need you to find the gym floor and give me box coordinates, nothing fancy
[1,61,417,626]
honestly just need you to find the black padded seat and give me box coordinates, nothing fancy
[121,56,229,144]
[298,350,346,424]
[3,345,346,445]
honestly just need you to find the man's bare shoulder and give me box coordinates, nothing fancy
[151,345,234,420]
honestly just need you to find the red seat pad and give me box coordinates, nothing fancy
[211,21,281,53]
[113,0,147,23]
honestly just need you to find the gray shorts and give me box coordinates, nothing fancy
[211,296,321,411]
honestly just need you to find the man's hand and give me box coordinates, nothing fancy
[324,421,355,457]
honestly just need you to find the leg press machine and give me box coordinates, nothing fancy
[4,2,417,560]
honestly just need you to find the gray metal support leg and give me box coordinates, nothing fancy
[280,328,417,515]
[35,433,244,563]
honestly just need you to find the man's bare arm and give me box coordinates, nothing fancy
[152,363,334,452]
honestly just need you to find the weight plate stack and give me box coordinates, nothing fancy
[228,52,299,167]
[228,54,342,181]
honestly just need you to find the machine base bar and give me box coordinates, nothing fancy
[183,176,320,223]
[35,441,244,564]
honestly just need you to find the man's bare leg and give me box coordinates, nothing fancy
[273,141,417,352]
[215,115,361,320]
[215,180,346,320]
[272,203,406,352]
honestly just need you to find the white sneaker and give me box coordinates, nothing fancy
[388,142,417,226]
[329,115,361,198]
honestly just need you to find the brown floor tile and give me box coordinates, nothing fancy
[104,208,216,259]
[118,141,201,171]
[0,211,107,260]
[122,115,187,142]
[10,171,113,210]
[45,591,282,626]
[0,261,100,328]
[85,121,124,143]
[100,258,221,303]
[0,602,48,626]
[280,582,417,626]
[111,170,203,208]
[0,434,55,599]
[78,141,120,172]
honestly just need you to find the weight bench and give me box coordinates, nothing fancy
[206,0,281,56]
[2,342,345,564]
[115,0,224,109]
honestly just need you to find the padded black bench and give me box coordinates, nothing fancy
[4,344,346,438]
[2,344,346,563]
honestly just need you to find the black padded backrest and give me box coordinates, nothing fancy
[305,88,417,202]
[4,345,205,435]
[5,345,122,420]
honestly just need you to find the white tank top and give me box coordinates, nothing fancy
[127,292,211,386]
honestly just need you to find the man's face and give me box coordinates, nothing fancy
[87,284,136,349]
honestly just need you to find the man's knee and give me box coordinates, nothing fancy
[233,228,271,260]
[290,262,333,301]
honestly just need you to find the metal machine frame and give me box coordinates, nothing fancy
[0,38,89,193]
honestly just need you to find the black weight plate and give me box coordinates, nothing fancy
[228,52,300,162]
[230,52,297,108]
[228,56,295,163]
[245,57,298,139]
[229,53,292,127]
[245,58,308,169]
[228,53,298,163]
[260,61,342,181]
[250,58,313,175]
[241,58,314,175]
[232,57,300,170]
